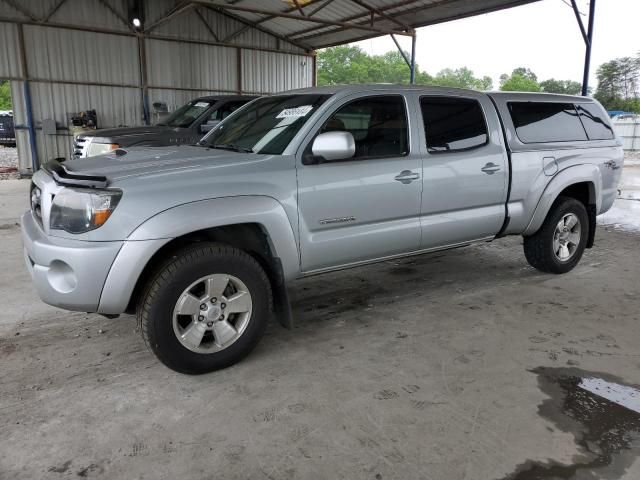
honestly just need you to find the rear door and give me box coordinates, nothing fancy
[417,94,508,248]
[296,94,422,272]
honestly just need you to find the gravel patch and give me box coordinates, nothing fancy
[0,146,19,180]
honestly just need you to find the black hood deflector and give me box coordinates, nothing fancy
[43,160,108,188]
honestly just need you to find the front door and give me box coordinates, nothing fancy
[297,94,422,273]
[417,94,508,249]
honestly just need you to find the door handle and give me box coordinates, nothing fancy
[394,170,420,184]
[481,162,501,175]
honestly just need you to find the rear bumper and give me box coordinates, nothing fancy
[21,211,123,312]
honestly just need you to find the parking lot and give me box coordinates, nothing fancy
[1,157,639,479]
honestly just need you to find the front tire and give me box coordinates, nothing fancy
[523,196,589,274]
[137,243,272,374]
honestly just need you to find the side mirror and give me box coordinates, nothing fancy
[311,131,355,162]
[200,120,221,134]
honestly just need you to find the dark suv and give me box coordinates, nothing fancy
[0,111,15,146]
[73,95,255,158]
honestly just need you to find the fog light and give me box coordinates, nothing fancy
[47,260,77,293]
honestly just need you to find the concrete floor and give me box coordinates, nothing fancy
[1,176,640,480]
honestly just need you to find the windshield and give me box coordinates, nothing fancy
[202,94,330,155]
[159,100,214,128]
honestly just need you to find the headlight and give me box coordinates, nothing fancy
[87,142,119,157]
[50,189,122,234]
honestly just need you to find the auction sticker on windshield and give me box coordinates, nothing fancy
[194,102,210,108]
[276,105,313,119]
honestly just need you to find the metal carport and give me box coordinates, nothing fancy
[0,0,596,175]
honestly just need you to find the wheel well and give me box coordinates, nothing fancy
[558,182,594,208]
[556,182,596,249]
[125,223,280,314]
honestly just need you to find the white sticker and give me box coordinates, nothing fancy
[194,102,210,108]
[276,105,313,119]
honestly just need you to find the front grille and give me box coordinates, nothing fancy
[30,182,43,226]
[73,135,90,158]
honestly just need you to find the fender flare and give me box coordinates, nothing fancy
[98,196,299,315]
[523,164,602,236]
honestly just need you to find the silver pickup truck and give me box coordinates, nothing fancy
[22,85,623,374]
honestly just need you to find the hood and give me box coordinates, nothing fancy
[80,125,181,143]
[62,146,260,183]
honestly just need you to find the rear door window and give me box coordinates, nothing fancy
[508,102,587,143]
[420,97,488,153]
[575,103,615,140]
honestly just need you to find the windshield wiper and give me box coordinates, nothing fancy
[209,143,254,153]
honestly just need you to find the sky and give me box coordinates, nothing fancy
[351,0,640,89]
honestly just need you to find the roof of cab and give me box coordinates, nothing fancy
[487,91,595,103]
[194,95,257,102]
[284,83,486,96]
[279,84,597,103]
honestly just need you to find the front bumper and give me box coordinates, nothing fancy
[21,211,123,312]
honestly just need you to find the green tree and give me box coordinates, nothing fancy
[0,81,12,110]
[539,79,582,95]
[500,74,541,92]
[367,50,413,84]
[511,67,538,82]
[316,46,373,85]
[430,67,493,90]
[317,46,491,90]
[594,55,640,112]
[499,68,541,92]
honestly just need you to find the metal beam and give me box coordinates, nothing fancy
[582,0,595,96]
[248,0,331,26]
[410,33,416,84]
[137,33,150,124]
[289,0,421,39]
[41,0,67,23]
[570,0,589,45]
[222,24,251,43]
[391,33,417,84]
[390,34,411,68]
[290,0,535,45]
[308,0,336,17]
[5,75,269,96]
[201,4,313,51]
[291,0,307,17]
[0,17,314,58]
[312,53,317,86]
[192,1,413,36]
[0,0,36,21]
[144,1,195,33]
[194,6,220,42]
[570,0,595,96]
[16,23,39,172]
[96,0,131,30]
[349,0,411,31]
[237,47,242,94]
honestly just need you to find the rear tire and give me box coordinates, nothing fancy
[523,196,588,274]
[137,243,272,374]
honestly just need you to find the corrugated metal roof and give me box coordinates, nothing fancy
[199,0,541,50]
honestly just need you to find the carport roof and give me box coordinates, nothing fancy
[197,0,541,50]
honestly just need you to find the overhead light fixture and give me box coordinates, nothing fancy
[132,17,141,28]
